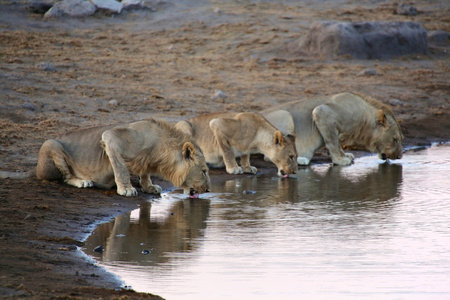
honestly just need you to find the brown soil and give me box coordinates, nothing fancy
[0,0,449,298]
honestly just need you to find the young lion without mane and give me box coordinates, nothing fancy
[175,112,298,177]
[0,119,211,198]
[262,92,403,165]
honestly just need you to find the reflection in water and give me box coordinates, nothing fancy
[85,196,210,265]
[84,144,450,300]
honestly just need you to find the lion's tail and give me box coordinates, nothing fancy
[0,168,36,180]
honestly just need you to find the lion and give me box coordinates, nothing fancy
[0,119,211,198]
[175,112,298,177]
[262,92,403,166]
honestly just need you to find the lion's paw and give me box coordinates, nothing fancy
[297,157,310,165]
[142,184,162,195]
[227,166,243,175]
[80,180,94,188]
[67,178,94,188]
[117,186,138,197]
[345,152,355,161]
[243,166,258,174]
[332,155,353,166]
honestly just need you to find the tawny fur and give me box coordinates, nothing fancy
[0,119,211,197]
[262,92,403,166]
[175,112,298,176]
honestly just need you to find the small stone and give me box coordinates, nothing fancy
[35,62,56,72]
[24,214,36,220]
[211,90,227,100]
[108,99,119,107]
[396,3,418,16]
[93,245,104,253]
[23,102,37,111]
[389,99,403,106]
[357,68,377,76]
[243,190,256,195]
[213,7,222,14]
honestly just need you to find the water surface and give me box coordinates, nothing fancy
[84,144,450,299]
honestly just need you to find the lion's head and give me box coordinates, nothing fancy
[371,109,404,161]
[268,131,298,177]
[174,142,211,198]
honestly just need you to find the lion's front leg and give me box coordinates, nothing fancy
[209,118,243,175]
[240,154,257,174]
[140,174,162,195]
[312,105,354,166]
[101,131,137,197]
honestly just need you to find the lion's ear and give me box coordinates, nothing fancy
[376,110,387,128]
[273,130,285,147]
[175,121,194,137]
[182,142,196,160]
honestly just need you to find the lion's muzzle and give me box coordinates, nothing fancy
[279,168,297,178]
[188,186,210,199]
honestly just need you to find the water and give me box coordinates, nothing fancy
[83,144,450,300]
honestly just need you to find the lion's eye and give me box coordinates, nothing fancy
[202,170,208,176]
[393,138,398,144]
[289,155,295,161]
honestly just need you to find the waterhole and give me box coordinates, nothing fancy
[83,144,450,299]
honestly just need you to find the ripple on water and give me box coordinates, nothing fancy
[83,144,450,300]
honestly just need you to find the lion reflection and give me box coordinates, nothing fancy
[85,198,210,264]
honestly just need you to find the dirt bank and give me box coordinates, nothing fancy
[0,0,449,298]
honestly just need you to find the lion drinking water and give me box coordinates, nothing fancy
[175,112,298,177]
[262,92,403,165]
[0,119,211,197]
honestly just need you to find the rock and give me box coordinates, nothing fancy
[427,30,450,45]
[35,62,56,71]
[93,245,104,253]
[396,3,418,16]
[28,1,54,14]
[357,68,377,76]
[122,0,144,10]
[23,102,37,111]
[24,214,36,220]
[44,0,96,18]
[389,99,404,107]
[91,0,123,14]
[108,99,119,107]
[211,90,227,100]
[294,21,428,59]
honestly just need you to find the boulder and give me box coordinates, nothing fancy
[28,1,54,14]
[44,0,96,18]
[427,30,450,45]
[90,0,123,14]
[122,0,144,10]
[294,21,428,59]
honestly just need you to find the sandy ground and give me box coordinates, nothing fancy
[0,0,449,298]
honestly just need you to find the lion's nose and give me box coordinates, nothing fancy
[381,153,387,160]
[280,170,286,176]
